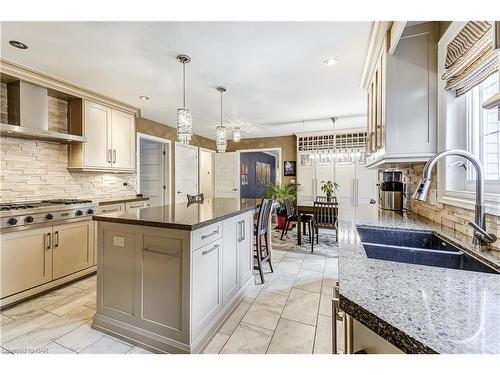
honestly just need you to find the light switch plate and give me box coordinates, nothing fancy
[113,236,125,247]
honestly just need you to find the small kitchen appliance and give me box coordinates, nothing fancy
[378,170,403,211]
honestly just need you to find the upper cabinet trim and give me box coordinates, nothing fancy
[360,21,392,90]
[0,58,140,116]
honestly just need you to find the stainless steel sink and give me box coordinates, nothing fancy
[356,226,498,274]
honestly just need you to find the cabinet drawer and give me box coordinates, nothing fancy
[97,203,124,215]
[192,222,223,250]
[125,201,147,211]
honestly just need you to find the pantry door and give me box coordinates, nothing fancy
[215,152,240,198]
[175,142,199,204]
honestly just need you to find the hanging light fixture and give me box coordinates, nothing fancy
[233,127,241,142]
[216,86,227,153]
[176,55,192,144]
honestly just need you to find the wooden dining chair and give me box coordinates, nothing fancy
[311,201,338,252]
[280,199,313,242]
[254,198,274,284]
[187,193,204,205]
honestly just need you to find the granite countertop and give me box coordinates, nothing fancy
[94,195,149,206]
[338,204,500,354]
[93,198,260,230]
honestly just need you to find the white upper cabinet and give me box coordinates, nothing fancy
[363,22,439,168]
[69,100,136,172]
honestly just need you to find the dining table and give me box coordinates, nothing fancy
[296,200,339,245]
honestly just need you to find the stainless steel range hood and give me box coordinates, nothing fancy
[0,81,86,143]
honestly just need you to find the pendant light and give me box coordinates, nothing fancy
[216,86,227,153]
[233,127,241,142]
[176,55,192,144]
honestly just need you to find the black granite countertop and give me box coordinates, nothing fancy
[93,198,260,230]
[337,204,500,354]
[94,195,149,206]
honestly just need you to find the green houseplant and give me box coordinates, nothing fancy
[264,182,300,229]
[320,180,340,202]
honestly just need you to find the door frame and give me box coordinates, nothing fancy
[136,132,172,206]
[199,147,216,198]
[236,147,283,187]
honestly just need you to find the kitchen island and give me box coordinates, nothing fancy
[337,204,500,354]
[92,198,259,353]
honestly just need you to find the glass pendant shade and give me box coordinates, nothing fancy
[177,107,192,144]
[216,125,227,153]
[233,127,241,142]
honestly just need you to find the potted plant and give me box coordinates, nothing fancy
[320,180,340,202]
[264,182,299,229]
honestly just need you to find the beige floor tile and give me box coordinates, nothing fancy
[84,300,97,310]
[218,297,253,335]
[80,336,131,354]
[127,346,154,354]
[3,306,94,352]
[0,314,13,326]
[0,310,59,345]
[294,269,323,293]
[203,332,230,354]
[313,314,332,354]
[43,290,96,316]
[2,286,82,320]
[220,323,273,354]
[262,276,295,296]
[318,287,334,317]
[71,275,97,290]
[301,255,326,272]
[55,320,104,352]
[241,291,287,331]
[266,318,315,354]
[42,342,76,354]
[322,276,337,289]
[282,288,320,326]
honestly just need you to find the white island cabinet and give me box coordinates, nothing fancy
[92,198,258,354]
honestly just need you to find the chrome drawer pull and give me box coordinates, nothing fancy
[201,229,219,239]
[202,244,219,255]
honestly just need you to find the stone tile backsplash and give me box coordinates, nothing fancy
[401,163,500,244]
[0,83,136,203]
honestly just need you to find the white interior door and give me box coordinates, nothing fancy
[175,143,199,204]
[335,163,355,204]
[355,162,377,204]
[215,152,240,198]
[199,149,215,199]
[297,152,314,204]
[140,139,165,207]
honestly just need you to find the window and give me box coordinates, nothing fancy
[465,73,500,182]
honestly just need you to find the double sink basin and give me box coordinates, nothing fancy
[356,226,498,274]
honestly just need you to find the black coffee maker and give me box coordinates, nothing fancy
[378,170,403,211]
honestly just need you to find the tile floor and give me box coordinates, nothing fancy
[0,227,341,354]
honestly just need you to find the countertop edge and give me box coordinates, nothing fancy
[97,197,149,206]
[93,204,258,231]
[339,294,437,354]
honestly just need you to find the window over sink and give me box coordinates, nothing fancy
[438,22,500,215]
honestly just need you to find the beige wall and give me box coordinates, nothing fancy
[402,164,499,244]
[226,135,297,186]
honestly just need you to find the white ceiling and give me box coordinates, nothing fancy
[0,22,370,139]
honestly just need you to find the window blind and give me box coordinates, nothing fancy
[442,21,499,97]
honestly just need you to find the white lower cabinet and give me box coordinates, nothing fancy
[53,221,93,279]
[192,239,222,337]
[222,216,239,305]
[238,211,254,286]
[0,227,53,298]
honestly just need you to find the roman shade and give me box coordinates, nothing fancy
[442,21,499,96]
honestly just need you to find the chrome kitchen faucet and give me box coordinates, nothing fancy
[412,149,497,247]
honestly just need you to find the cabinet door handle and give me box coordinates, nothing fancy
[241,220,245,241]
[202,244,219,255]
[108,149,112,163]
[45,232,51,250]
[201,229,219,239]
[54,231,59,248]
[113,149,116,164]
[101,207,119,213]
[141,248,179,257]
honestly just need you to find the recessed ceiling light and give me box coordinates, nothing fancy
[323,57,339,66]
[9,40,28,50]
[139,96,149,100]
